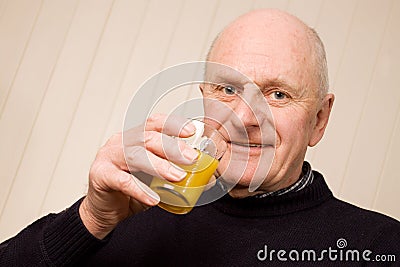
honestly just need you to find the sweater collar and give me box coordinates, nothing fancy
[254,161,314,198]
[211,171,333,217]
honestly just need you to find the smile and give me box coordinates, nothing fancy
[229,141,272,148]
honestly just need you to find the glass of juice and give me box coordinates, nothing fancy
[150,119,226,214]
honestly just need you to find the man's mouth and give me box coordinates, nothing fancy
[228,141,271,148]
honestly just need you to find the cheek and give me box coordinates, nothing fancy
[203,98,239,125]
[272,108,311,147]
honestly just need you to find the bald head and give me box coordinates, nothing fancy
[207,9,328,99]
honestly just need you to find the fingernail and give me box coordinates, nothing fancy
[182,147,199,162]
[181,122,196,135]
[149,191,160,203]
[169,165,187,181]
[143,187,160,204]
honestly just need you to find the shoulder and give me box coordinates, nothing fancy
[313,171,399,229]
[320,193,400,236]
[326,197,400,248]
[332,198,399,225]
[307,194,399,262]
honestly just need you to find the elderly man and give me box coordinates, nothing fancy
[1,9,399,266]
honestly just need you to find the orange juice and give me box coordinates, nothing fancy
[150,151,219,214]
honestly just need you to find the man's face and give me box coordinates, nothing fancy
[202,12,327,197]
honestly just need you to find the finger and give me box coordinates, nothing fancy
[105,132,123,146]
[144,131,198,165]
[95,143,130,173]
[123,114,195,147]
[145,113,196,137]
[105,166,160,206]
[124,146,188,182]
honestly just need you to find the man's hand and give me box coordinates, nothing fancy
[79,114,197,239]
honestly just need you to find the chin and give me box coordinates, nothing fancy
[217,148,274,194]
[220,167,269,194]
[228,184,262,198]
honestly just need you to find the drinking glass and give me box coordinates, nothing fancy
[150,119,227,214]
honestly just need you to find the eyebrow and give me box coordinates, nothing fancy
[258,79,297,92]
[205,70,299,94]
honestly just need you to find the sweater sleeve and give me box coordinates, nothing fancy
[0,198,105,266]
[366,219,400,264]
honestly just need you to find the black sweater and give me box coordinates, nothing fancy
[1,171,399,266]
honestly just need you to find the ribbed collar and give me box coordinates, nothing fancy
[211,171,333,217]
[254,161,314,198]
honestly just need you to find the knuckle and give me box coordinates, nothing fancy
[117,174,132,190]
[97,145,109,156]
[144,131,158,147]
[88,163,99,179]
[106,132,122,145]
[145,113,166,132]
[144,131,155,141]
[146,113,164,124]
[153,160,170,177]
[125,146,145,164]
[125,128,145,147]
[96,145,115,163]
[89,160,107,181]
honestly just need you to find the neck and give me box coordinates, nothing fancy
[228,163,304,198]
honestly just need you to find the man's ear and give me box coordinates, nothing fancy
[309,93,335,147]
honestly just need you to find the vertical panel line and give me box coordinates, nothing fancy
[308,0,359,168]
[181,0,220,109]
[100,0,151,144]
[370,0,398,208]
[331,0,359,91]
[338,0,394,196]
[0,0,44,216]
[326,0,363,193]
[0,0,44,118]
[0,0,80,219]
[199,0,221,59]
[372,100,400,208]
[38,0,117,215]
[147,0,187,108]
[312,0,326,29]
[159,0,186,69]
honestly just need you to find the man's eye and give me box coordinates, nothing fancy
[271,91,287,100]
[223,86,237,95]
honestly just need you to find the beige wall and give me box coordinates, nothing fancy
[0,0,399,241]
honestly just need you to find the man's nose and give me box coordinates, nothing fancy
[232,84,272,128]
[231,96,260,129]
